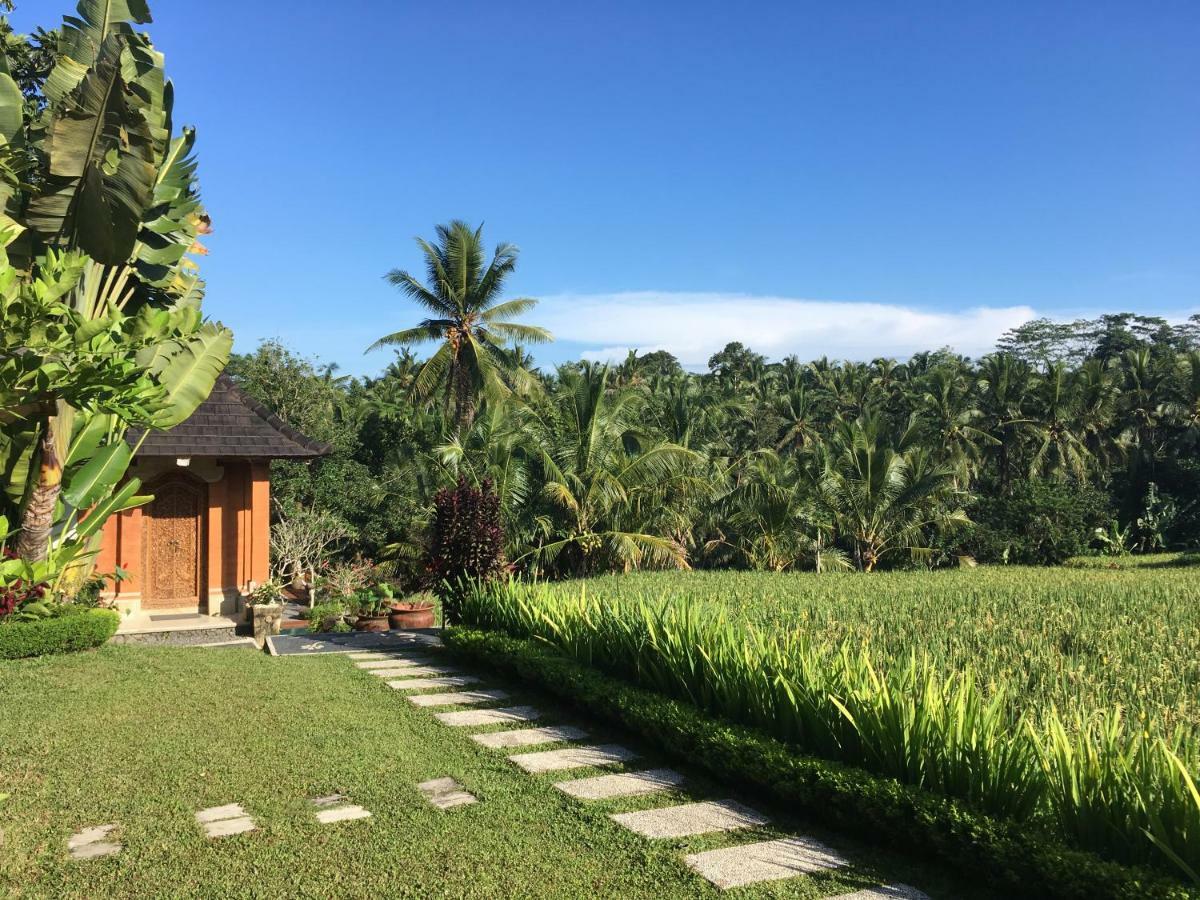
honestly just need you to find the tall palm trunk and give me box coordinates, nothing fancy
[15,417,62,562]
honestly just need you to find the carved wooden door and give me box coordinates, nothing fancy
[143,476,204,609]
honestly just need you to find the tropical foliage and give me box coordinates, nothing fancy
[234,311,1200,583]
[0,1,229,603]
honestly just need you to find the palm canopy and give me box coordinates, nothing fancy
[368,220,551,431]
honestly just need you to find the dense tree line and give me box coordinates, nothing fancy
[229,306,1200,582]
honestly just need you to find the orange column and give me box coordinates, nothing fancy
[249,462,271,588]
[206,473,226,615]
[96,514,119,598]
[119,506,143,606]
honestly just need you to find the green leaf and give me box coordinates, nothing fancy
[77,478,149,539]
[63,441,132,509]
[148,323,232,427]
[65,414,115,467]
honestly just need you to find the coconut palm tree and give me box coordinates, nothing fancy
[368,221,551,433]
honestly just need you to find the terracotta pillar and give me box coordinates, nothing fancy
[118,506,143,613]
[249,462,271,588]
[206,473,226,615]
[96,514,119,600]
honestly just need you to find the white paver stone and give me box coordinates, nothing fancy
[472,725,588,749]
[316,804,372,824]
[829,886,930,900]
[611,799,768,839]
[355,657,434,670]
[554,768,685,800]
[68,824,121,860]
[408,689,510,707]
[434,706,542,727]
[386,675,481,691]
[418,777,478,809]
[366,664,462,678]
[685,836,848,889]
[508,743,637,774]
[195,803,257,838]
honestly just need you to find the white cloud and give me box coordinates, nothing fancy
[538,291,1037,368]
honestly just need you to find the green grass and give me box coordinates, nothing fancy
[560,565,1200,740]
[0,645,989,899]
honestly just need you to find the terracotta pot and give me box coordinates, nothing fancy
[353,613,391,633]
[389,602,435,630]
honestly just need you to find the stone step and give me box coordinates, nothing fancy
[195,803,256,838]
[387,675,482,691]
[611,799,768,839]
[472,725,588,750]
[408,689,511,708]
[311,794,371,824]
[829,886,930,900]
[371,665,469,679]
[67,824,121,860]
[355,657,435,670]
[435,706,543,727]
[418,777,477,809]
[554,768,685,800]
[508,744,638,774]
[684,836,847,889]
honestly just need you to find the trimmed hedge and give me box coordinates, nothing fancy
[0,608,119,660]
[444,627,1197,900]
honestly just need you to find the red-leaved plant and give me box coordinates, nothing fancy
[425,478,506,624]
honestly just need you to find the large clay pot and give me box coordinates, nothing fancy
[389,602,435,630]
[352,613,390,633]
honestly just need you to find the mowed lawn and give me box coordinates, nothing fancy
[0,645,990,899]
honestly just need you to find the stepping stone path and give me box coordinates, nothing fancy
[68,824,121,860]
[387,675,482,691]
[830,887,930,900]
[472,725,589,749]
[417,777,477,809]
[554,768,685,800]
[196,803,256,838]
[351,652,935,897]
[509,743,638,774]
[611,799,768,839]
[311,794,371,824]
[408,688,510,707]
[435,705,542,727]
[684,836,847,889]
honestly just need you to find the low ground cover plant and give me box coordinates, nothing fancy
[459,575,1200,883]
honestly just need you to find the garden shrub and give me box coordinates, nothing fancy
[444,627,1196,900]
[424,477,506,624]
[965,479,1111,564]
[0,607,119,660]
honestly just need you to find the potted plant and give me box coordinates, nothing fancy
[246,578,285,648]
[385,583,436,630]
[351,591,390,632]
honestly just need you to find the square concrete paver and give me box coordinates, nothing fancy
[508,743,637,774]
[311,794,372,824]
[388,675,481,691]
[418,777,478,809]
[830,886,930,900]
[472,725,588,749]
[195,803,256,838]
[685,836,848,889]
[554,768,685,800]
[366,664,463,678]
[435,706,543,727]
[349,651,424,661]
[68,824,121,860]
[611,799,768,839]
[408,689,511,708]
[355,657,434,670]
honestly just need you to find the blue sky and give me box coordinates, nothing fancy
[18,1,1200,374]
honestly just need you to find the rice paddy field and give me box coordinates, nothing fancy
[563,564,1200,744]
[459,560,1200,883]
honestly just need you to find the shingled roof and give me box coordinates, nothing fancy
[129,374,332,459]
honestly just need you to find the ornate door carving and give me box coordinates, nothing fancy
[143,475,205,609]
